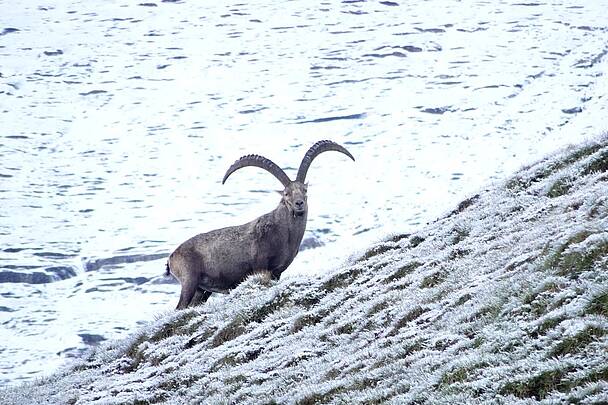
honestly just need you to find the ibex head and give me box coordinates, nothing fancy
[222,140,355,218]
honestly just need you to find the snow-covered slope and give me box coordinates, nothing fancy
[2,137,608,404]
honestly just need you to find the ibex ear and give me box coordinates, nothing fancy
[304,183,309,191]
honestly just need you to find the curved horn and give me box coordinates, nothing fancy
[222,154,292,187]
[296,140,355,183]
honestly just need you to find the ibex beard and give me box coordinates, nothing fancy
[166,140,354,309]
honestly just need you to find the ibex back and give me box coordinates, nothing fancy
[166,140,355,309]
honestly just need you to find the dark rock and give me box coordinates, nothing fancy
[415,27,446,33]
[79,90,108,96]
[0,271,53,284]
[1,28,19,36]
[296,113,366,124]
[78,333,107,345]
[402,45,422,52]
[420,106,453,114]
[33,252,77,259]
[0,265,77,284]
[299,236,324,251]
[3,247,27,253]
[43,49,63,56]
[363,51,407,58]
[562,106,582,114]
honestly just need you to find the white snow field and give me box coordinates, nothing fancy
[2,136,607,404]
[2,0,608,390]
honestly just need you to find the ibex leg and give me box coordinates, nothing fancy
[176,278,198,310]
[190,288,212,307]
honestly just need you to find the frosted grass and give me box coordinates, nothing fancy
[2,136,607,404]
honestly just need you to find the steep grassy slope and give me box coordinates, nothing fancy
[2,137,608,404]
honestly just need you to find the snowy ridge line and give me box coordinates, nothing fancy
[2,135,608,403]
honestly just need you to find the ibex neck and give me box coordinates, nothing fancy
[275,201,307,246]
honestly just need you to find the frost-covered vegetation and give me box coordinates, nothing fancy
[3,137,608,403]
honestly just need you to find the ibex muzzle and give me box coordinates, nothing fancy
[166,140,354,309]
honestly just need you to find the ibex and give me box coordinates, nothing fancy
[166,140,355,309]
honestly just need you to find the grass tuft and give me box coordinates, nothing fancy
[543,230,606,276]
[384,261,423,284]
[291,313,323,333]
[451,225,470,245]
[245,270,274,287]
[409,235,426,248]
[119,333,150,373]
[249,291,292,322]
[149,311,199,343]
[357,243,399,262]
[420,270,447,288]
[556,240,608,277]
[296,386,347,405]
[501,367,573,399]
[439,367,468,386]
[211,317,247,348]
[389,306,429,335]
[521,281,563,317]
[322,267,365,292]
[586,290,608,317]
[116,309,204,367]
[446,194,480,218]
[532,316,565,337]
[389,233,411,243]
[547,176,573,198]
[335,322,356,335]
[581,149,608,175]
[212,291,293,347]
[455,293,472,306]
[155,375,199,396]
[549,326,606,357]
